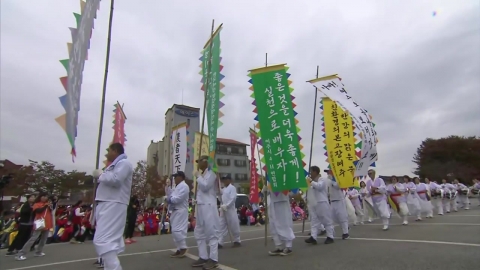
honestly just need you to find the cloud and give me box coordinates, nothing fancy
[1,0,479,179]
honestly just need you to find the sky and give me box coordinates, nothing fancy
[1,0,479,177]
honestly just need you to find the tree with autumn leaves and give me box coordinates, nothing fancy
[3,160,91,196]
[413,135,480,184]
[3,159,167,201]
[130,160,167,200]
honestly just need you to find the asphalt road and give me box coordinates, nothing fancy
[2,206,479,270]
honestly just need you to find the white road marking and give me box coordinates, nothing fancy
[361,223,480,226]
[434,214,480,217]
[295,235,480,247]
[3,234,278,270]
[176,250,238,270]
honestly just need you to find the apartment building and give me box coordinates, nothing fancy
[215,138,251,193]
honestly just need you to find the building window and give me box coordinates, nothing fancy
[235,173,248,181]
[217,145,228,154]
[234,160,247,167]
[238,147,244,154]
[217,158,231,166]
[219,173,232,179]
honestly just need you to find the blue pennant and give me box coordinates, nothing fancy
[248,78,253,84]
[59,95,67,112]
[254,115,259,121]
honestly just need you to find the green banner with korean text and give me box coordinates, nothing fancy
[201,26,223,172]
[249,64,306,192]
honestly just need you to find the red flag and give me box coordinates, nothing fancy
[249,129,259,204]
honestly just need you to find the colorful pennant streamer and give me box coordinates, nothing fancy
[55,0,101,161]
[103,102,127,167]
[198,25,225,172]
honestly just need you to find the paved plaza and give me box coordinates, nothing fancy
[2,207,479,270]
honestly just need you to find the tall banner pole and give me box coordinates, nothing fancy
[302,65,319,233]
[253,124,267,247]
[91,0,115,227]
[193,20,215,216]
[262,53,269,246]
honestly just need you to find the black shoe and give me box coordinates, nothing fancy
[232,242,241,248]
[304,236,317,245]
[202,259,219,270]
[281,248,293,256]
[192,258,208,267]
[5,251,17,256]
[324,237,334,244]
[319,230,327,236]
[177,249,187,258]
[268,248,283,256]
[170,250,181,258]
[218,244,223,249]
[342,234,350,240]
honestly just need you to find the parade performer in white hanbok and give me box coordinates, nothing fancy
[263,178,295,256]
[424,178,441,216]
[218,176,241,248]
[166,171,190,258]
[359,181,374,223]
[386,176,409,225]
[414,177,433,218]
[453,179,470,210]
[303,178,324,244]
[191,156,221,270]
[347,187,364,225]
[92,143,133,270]
[425,178,438,218]
[366,169,390,230]
[441,179,457,213]
[404,176,422,221]
[471,179,480,206]
[307,166,335,243]
[324,169,349,239]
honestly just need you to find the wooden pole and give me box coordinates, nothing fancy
[192,19,215,216]
[262,53,269,246]
[91,0,115,227]
[254,124,267,247]
[302,65,319,233]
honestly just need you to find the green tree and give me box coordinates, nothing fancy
[131,160,148,199]
[131,160,166,200]
[413,136,480,184]
[238,183,250,194]
[22,160,75,195]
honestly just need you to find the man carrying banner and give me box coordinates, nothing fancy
[262,180,295,256]
[92,143,133,270]
[307,166,335,244]
[218,176,241,248]
[165,171,190,258]
[191,156,220,269]
[324,169,350,239]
